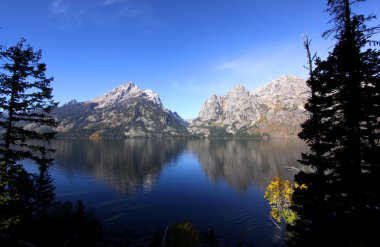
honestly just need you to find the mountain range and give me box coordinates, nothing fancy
[189,74,309,137]
[52,74,309,138]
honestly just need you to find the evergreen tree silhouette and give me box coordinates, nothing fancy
[33,157,56,217]
[0,39,58,227]
[289,1,380,246]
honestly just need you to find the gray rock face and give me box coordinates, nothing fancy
[54,75,309,138]
[188,75,309,137]
[252,75,309,136]
[198,94,223,122]
[188,85,263,136]
[54,82,188,138]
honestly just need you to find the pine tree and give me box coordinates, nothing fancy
[289,1,380,246]
[33,158,56,217]
[0,39,58,227]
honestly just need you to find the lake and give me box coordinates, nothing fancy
[36,139,306,246]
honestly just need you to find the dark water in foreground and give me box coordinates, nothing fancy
[28,139,307,246]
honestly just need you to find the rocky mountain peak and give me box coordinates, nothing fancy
[224,84,249,98]
[89,82,162,108]
[54,81,187,138]
[188,74,308,137]
[142,89,162,107]
[198,94,222,122]
[252,74,307,98]
[222,84,252,110]
[64,99,79,106]
[232,84,248,92]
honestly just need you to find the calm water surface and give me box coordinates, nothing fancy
[41,139,306,246]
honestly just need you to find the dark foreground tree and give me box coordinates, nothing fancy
[0,40,104,246]
[289,0,380,246]
[0,39,58,227]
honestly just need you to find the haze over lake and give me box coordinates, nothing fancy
[31,139,306,246]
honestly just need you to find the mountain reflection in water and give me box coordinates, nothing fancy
[49,138,306,246]
[52,139,187,194]
[188,139,306,192]
[52,139,306,194]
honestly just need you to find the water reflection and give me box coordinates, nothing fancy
[187,139,307,192]
[50,139,306,246]
[52,139,187,194]
[52,139,306,194]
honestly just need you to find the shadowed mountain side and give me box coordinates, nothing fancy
[187,139,307,192]
[51,139,188,194]
[53,82,188,138]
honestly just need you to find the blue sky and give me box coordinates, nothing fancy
[1,0,379,119]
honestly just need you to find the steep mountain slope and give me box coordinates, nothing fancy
[188,75,309,137]
[54,82,188,138]
[188,85,263,136]
[252,74,309,136]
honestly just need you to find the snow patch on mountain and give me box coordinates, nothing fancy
[142,89,162,107]
[90,82,163,108]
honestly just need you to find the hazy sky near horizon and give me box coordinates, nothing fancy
[1,0,379,119]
